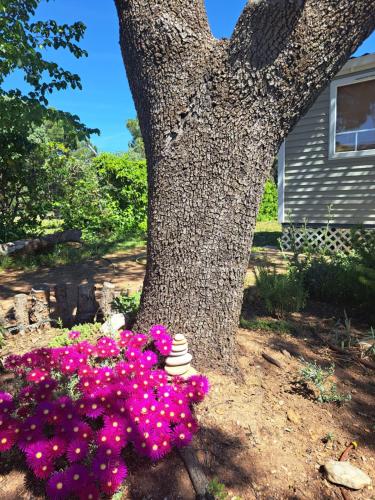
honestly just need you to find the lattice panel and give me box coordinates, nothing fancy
[280,226,369,253]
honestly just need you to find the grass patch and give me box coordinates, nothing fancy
[240,317,294,334]
[253,220,282,248]
[0,232,146,272]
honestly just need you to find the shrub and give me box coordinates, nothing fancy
[0,325,209,498]
[255,266,307,317]
[240,317,294,335]
[112,290,141,321]
[299,360,351,404]
[257,180,278,222]
[49,323,102,348]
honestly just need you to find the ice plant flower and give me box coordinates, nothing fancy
[0,325,208,499]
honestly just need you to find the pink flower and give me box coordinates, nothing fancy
[149,324,167,339]
[47,471,72,499]
[67,438,88,463]
[172,423,193,448]
[68,330,81,340]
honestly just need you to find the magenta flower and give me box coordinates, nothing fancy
[67,438,88,463]
[68,330,80,340]
[25,440,52,471]
[149,324,167,339]
[47,471,72,499]
[78,484,100,500]
[172,423,193,448]
[1,325,208,497]
[154,333,173,356]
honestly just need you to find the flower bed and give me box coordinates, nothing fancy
[0,325,208,499]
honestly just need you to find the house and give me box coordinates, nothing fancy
[278,52,375,251]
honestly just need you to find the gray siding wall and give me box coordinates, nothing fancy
[284,70,375,226]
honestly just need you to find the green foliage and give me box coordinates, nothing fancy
[48,323,101,348]
[0,234,146,271]
[299,360,351,404]
[207,479,242,500]
[257,180,278,222]
[283,221,375,321]
[59,152,147,242]
[240,317,294,334]
[255,266,307,317]
[126,118,145,160]
[1,0,87,104]
[0,1,98,243]
[112,290,141,317]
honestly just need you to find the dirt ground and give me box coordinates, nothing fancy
[1,248,374,499]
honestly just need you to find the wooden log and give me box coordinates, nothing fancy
[0,229,82,257]
[178,446,210,499]
[262,352,283,369]
[99,282,116,318]
[76,284,97,324]
[54,283,78,327]
[30,285,50,327]
[14,294,29,332]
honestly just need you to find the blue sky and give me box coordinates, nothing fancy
[6,0,375,152]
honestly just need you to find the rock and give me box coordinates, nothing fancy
[166,353,192,367]
[169,348,188,357]
[101,313,126,334]
[287,409,301,425]
[174,333,185,341]
[165,363,191,376]
[324,460,372,490]
[170,342,188,352]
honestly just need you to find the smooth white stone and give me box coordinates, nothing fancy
[174,333,185,341]
[170,348,188,357]
[166,353,192,367]
[165,363,191,376]
[171,342,188,352]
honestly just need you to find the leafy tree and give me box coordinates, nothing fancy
[0,95,100,242]
[0,0,98,242]
[1,0,86,104]
[126,118,145,160]
[257,180,278,222]
[59,153,147,241]
[114,0,375,370]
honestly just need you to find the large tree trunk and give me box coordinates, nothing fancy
[114,0,375,371]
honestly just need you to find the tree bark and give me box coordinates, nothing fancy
[114,0,375,371]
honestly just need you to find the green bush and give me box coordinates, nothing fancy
[60,153,147,242]
[301,251,375,318]
[49,323,102,348]
[299,360,351,404]
[257,179,278,222]
[255,266,307,317]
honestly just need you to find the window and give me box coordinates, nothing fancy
[330,73,375,158]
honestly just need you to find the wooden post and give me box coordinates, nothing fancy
[99,282,116,319]
[76,283,97,324]
[14,293,29,333]
[31,285,50,327]
[54,283,78,327]
[0,303,5,326]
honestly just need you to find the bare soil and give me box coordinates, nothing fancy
[1,248,374,499]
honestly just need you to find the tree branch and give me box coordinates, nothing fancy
[114,0,217,157]
[229,0,375,140]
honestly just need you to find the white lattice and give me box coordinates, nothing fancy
[280,226,371,253]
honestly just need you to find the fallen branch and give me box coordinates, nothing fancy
[314,331,375,372]
[178,446,211,499]
[0,229,82,257]
[262,352,283,369]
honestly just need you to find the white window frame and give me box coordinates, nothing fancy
[329,71,375,159]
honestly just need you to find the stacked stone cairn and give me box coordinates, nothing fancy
[165,333,195,377]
